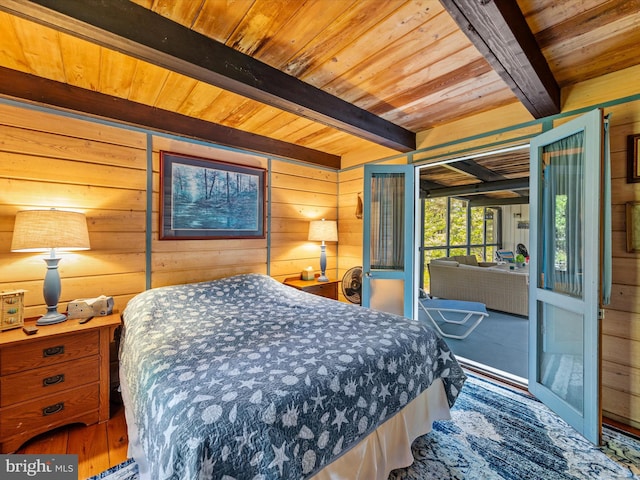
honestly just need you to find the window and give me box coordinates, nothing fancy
[420,197,501,291]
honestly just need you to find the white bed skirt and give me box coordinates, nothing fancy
[123,378,450,480]
[311,378,450,480]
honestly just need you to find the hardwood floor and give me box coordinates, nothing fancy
[15,400,128,480]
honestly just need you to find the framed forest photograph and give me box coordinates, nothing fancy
[160,151,265,239]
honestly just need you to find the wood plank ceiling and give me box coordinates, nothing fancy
[0,0,638,185]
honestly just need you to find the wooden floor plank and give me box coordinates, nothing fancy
[68,420,111,479]
[107,404,129,466]
[17,427,69,455]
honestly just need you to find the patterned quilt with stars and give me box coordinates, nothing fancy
[119,273,466,480]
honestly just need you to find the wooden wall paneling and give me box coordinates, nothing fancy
[602,385,640,431]
[338,168,364,289]
[415,103,538,152]
[0,101,148,317]
[1,152,145,190]
[602,334,640,373]
[596,99,640,425]
[0,103,148,150]
[603,309,640,343]
[611,257,640,286]
[603,360,640,398]
[151,246,268,272]
[0,129,144,169]
[562,65,640,113]
[270,159,338,281]
[14,273,144,320]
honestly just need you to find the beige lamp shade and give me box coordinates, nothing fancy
[11,209,90,252]
[308,219,338,242]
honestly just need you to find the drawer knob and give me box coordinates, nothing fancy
[42,402,64,416]
[42,345,65,357]
[43,374,65,387]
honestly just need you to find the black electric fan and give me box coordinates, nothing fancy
[341,266,362,305]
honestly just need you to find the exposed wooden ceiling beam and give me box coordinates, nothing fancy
[439,0,560,118]
[0,67,340,168]
[448,159,508,182]
[425,178,529,198]
[0,0,416,152]
[469,196,530,207]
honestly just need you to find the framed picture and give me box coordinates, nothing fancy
[160,151,266,239]
[627,134,640,183]
[626,202,640,253]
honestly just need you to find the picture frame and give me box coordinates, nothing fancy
[160,151,265,240]
[626,202,640,253]
[627,134,640,183]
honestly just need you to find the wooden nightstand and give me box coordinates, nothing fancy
[284,276,340,300]
[0,313,121,453]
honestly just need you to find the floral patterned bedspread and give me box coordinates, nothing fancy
[119,274,466,479]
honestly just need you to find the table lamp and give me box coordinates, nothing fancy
[308,219,338,282]
[11,209,90,325]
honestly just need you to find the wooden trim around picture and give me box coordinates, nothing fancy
[627,134,640,183]
[626,202,640,253]
[159,151,266,240]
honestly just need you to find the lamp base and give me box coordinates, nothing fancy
[36,310,67,326]
[317,274,329,282]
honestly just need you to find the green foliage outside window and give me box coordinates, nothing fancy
[421,198,501,291]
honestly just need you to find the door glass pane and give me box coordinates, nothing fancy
[538,131,585,298]
[370,173,404,269]
[370,279,404,316]
[537,301,584,414]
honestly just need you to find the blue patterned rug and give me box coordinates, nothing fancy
[89,375,639,479]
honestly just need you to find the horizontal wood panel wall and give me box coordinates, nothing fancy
[598,98,640,430]
[0,102,147,319]
[0,100,339,319]
[270,160,338,284]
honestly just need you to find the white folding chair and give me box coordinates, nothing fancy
[419,293,489,340]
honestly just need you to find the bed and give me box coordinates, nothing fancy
[119,273,466,479]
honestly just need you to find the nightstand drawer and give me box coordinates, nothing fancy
[0,331,99,375]
[304,282,338,299]
[0,383,99,438]
[1,355,99,407]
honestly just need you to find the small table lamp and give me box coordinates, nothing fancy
[308,219,338,282]
[11,209,90,325]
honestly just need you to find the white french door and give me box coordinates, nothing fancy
[528,108,603,444]
[361,164,415,318]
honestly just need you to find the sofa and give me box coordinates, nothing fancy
[428,256,529,316]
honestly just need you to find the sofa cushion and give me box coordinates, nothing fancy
[430,258,458,266]
[452,255,478,266]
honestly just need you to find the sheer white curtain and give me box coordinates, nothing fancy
[370,173,404,269]
[541,131,585,297]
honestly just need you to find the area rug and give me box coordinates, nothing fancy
[88,375,640,480]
